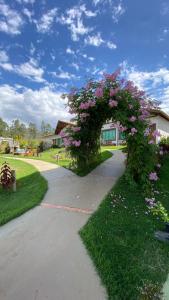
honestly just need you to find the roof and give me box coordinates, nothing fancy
[149,109,169,122]
[55,120,74,135]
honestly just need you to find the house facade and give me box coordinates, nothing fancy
[101,109,169,145]
[42,120,73,148]
[42,109,169,148]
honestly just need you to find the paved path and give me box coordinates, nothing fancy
[0,151,125,300]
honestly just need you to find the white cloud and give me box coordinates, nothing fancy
[0,84,70,125]
[36,8,58,33]
[84,32,104,46]
[92,0,125,23]
[0,1,23,35]
[58,4,96,41]
[82,53,95,61]
[23,8,34,22]
[71,63,79,70]
[66,47,75,55]
[120,61,169,113]
[16,0,36,4]
[112,1,125,23]
[0,56,45,82]
[50,67,78,80]
[84,32,117,49]
[107,41,117,49]
[15,58,44,82]
[0,50,9,63]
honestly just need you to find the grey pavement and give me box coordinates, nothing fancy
[0,150,125,300]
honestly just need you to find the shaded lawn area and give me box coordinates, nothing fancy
[1,147,113,176]
[0,158,47,226]
[80,155,169,300]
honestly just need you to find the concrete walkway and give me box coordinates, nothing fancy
[0,151,125,300]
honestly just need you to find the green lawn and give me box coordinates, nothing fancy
[0,157,47,226]
[1,147,113,176]
[80,155,169,299]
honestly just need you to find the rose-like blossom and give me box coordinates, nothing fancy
[109,100,118,107]
[149,172,158,181]
[130,128,137,135]
[72,127,81,132]
[129,116,136,122]
[95,87,103,98]
[110,88,119,97]
[72,140,81,147]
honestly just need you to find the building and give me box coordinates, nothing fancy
[42,120,74,148]
[101,109,169,145]
[0,137,19,153]
[42,109,169,148]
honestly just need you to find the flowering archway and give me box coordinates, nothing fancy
[62,70,159,184]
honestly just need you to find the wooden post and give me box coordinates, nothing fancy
[11,170,16,192]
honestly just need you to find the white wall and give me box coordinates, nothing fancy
[148,116,169,143]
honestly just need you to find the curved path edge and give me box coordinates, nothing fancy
[0,150,125,300]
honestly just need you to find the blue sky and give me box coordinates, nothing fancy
[0,0,169,126]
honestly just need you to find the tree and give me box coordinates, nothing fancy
[40,120,53,136]
[10,119,27,139]
[0,118,9,137]
[28,122,38,139]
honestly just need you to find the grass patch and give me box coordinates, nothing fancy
[80,155,169,300]
[75,150,112,176]
[0,157,47,226]
[1,148,113,176]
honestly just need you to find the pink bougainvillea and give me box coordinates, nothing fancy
[109,100,118,107]
[95,87,103,98]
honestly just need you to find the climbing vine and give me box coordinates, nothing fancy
[61,69,160,185]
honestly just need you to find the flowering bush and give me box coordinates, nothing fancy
[64,69,158,184]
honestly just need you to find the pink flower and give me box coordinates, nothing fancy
[109,100,118,107]
[156,164,161,168]
[59,130,67,138]
[72,140,81,147]
[130,128,137,136]
[63,138,72,147]
[72,127,81,132]
[149,172,158,181]
[129,116,136,122]
[148,140,154,144]
[159,150,163,155]
[144,128,150,136]
[152,130,161,138]
[128,104,133,109]
[79,100,96,110]
[109,88,119,97]
[95,87,103,98]
[145,197,156,208]
[104,68,121,81]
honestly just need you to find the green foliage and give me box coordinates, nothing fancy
[80,154,169,300]
[0,157,47,225]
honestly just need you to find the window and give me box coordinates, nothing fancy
[119,132,125,140]
[102,129,116,141]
